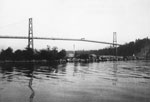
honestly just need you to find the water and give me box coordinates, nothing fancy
[0,61,150,102]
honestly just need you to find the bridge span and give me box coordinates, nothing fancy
[0,18,120,51]
[0,35,121,46]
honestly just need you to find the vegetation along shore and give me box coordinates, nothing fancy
[0,37,150,62]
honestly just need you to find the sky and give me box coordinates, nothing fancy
[0,0,150,51]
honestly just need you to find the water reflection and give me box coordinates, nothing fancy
[0,62,62,102]
[0,61,150,102]
[112,62,118,86]
[27,63,35,102]
[0,63,14,82]
[73,62,79,76]
[29,75,34,102]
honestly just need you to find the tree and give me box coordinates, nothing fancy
[0,47,13,60]
[58,49,66,59]
[14,49,24,60]
[23,48,34,60]
[79,54,89,59]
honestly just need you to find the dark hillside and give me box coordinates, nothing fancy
[75,37,150,59]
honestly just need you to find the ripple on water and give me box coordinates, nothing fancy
[0,61,150,102]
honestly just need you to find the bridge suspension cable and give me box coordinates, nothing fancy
[0,18,122,49]
[0,35,121,46]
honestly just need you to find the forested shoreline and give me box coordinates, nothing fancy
[0,47,66,61]
[75,37,150,59]
[0,37,150,61]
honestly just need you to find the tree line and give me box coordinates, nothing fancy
[0,47,66,61]
[0,37,150,61]
[75,37,150,58]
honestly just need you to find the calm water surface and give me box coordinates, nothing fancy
[0,61,150,102]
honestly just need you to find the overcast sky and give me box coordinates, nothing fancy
[0,0,150,51]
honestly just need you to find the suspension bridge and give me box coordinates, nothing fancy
[0,18,120,50]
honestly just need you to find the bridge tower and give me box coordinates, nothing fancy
[28,18,34,50]
[113,32,117,57]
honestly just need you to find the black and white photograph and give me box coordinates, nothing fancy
[0,0,150,102]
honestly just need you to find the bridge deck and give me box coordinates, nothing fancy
[0,35,121,45]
